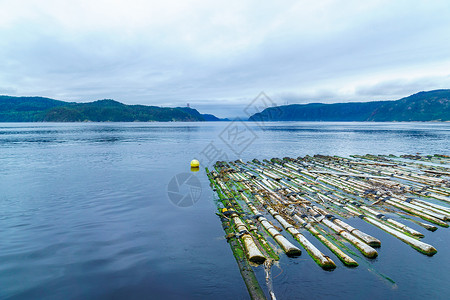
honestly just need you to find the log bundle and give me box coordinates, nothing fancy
[206,154,449,299]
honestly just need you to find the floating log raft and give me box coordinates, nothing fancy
[207,154,449,299]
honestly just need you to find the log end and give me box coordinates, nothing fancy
[320,258,337,270]
[248,254,267,264]
[343,260,359,268]
[368,240,382,248]
[420,246,438,256]
[413,233,425,238]
[364,250,379,259]
[285,248,302,257]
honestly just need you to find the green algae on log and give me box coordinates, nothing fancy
[206,168,267,300]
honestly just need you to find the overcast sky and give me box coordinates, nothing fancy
[1,0,450,117]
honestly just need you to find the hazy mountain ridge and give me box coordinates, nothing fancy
[0,96,221,122]
[249,90,450,122]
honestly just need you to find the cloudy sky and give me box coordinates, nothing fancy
[1,0,450,117]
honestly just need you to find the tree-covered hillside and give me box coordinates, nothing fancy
[0,96,217,122]
[249,90,450,122]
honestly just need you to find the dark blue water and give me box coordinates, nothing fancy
[0,122,449,299]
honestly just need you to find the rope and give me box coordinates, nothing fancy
[264,259,277,300]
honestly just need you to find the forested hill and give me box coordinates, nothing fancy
[249,90,450,122]
[0,96,221,122]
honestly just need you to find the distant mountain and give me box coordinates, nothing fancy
[0,96,222,122]
[249,90,450,122]
[177,107,228,121]
[202,114,227,121]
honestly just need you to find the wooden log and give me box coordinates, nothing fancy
[345,207,437,256]
[311,204,382,247]
[319,217,378,258]
[253,196,335,269]
[294,215,358,267]
[359,205,424,237]
[384,198,449,227]
[309,170,390,179]
[232,215,267,263]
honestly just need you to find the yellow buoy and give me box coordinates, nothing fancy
[190,159,200,168]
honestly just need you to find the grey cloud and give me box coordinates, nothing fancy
[355,76,450,99]
[1,1,450,117]
[0,87,17,94]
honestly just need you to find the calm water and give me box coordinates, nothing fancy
[0,122,449,299]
